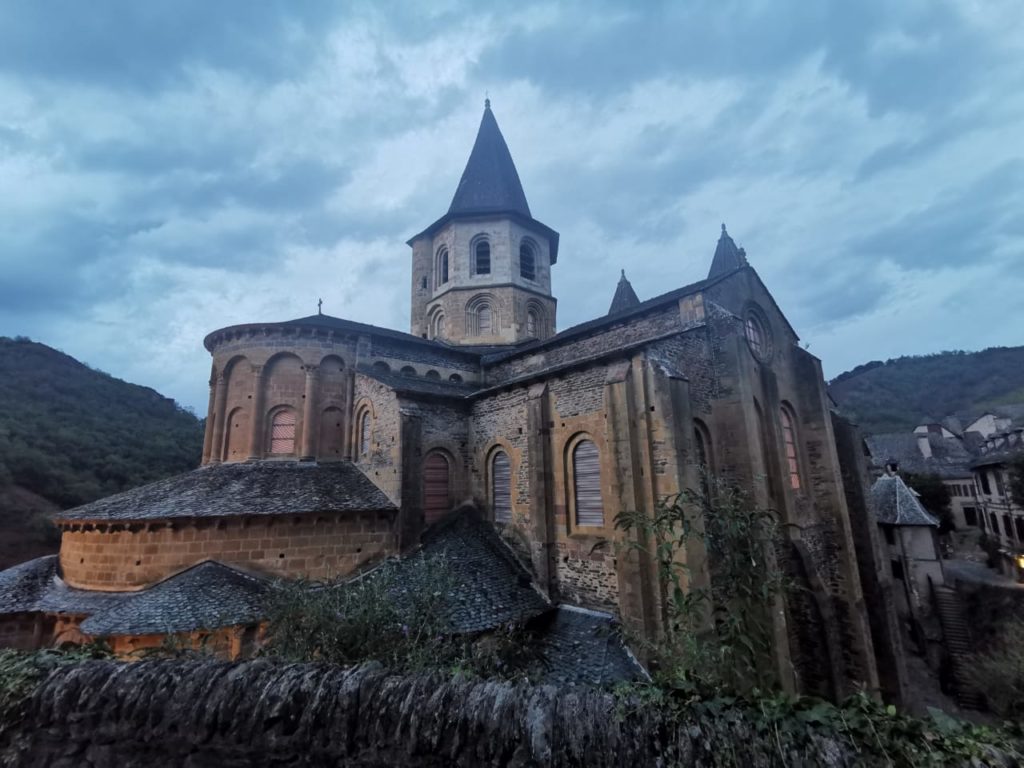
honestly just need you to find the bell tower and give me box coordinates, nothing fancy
[408,100,559,345]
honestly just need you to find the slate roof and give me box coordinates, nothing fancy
[707,224,749,279]
[54,461,397,523]
[358,367,482,399]
[608,270,641,315]
[448,101,531,218]
[528,605,646,686]
[864,432,974,479]
[0,556,268,636]
[392,507,549,633]
[870,474,941,527]
[80,561,268,635]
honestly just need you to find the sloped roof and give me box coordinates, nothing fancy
[80,561,268,635]
[864,432,973,478]
[0,556,268,636]
[707,224,749,279]
[394,507,549,633]
[870,474,940,527]
[528,605,646,686]
[358,367,482,399]
[608,270,640,315]
[448,101,531,218]
[54,461,397,523]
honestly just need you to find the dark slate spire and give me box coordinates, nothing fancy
[707,223,749,279]
[448,100,531,217]
[608,269,640,315]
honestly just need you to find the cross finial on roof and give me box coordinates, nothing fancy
[485,93,490,110]
[721,222,727,234]
[620,268,626,279]
[317,298,323,315]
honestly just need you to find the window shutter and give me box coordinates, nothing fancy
[478,305,492,335]
[573,440,603,527]
[424,453,450,524]
[492,451,512,523]
[270,410,296,454]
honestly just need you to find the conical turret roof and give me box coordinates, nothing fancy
[448,100,531,217]
[608,270,640,315]
[707,224,749,279]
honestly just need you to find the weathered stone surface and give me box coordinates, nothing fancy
[1,659,861,767]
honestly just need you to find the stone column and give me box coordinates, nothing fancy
[247,366,265,460]
[300,365,319,460]
[526,383,555,597]
[208,373,229,464]
[201,375,217,464]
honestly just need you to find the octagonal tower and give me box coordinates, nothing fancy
[408,100,559,345]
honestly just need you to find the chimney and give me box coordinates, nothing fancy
[917,434,932,459]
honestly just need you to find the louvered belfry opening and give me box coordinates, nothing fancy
[424,452,451,524]
[270,410,296,454]
[491,450,512,524]
[572,439,603,527]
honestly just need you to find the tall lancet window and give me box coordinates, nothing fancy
[520,242,536,280]
[270,409,297,454]
[435,246,449,288]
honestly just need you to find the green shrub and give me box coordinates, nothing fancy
[967,616,1024,718]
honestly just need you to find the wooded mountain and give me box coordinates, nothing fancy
[829,346,1024,435]
[0,337,204,569]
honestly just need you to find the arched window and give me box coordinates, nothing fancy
[400,365,417,377]
[780,405,802,490]
[358,410,371,456]
[430,311,446,340]
[572,439,603,527]
[372,361,391,374]
[520,242,536,281]
[435,246,449,288]
[424,451,451,524]
[474,239,491,275]
[478,304,492,335]
[744,308,772,361]
[425,370,440,380]
[270,410,296,454]
[449,373,463,383]
[491,450,512,524]
[526,311,537,336]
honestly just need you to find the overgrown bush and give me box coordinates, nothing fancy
[262,556,542,679]
[615,476,785,694]
[967,616,1024,718]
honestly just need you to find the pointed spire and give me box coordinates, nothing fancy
[608,269,641,315]
[448,102,531,217]
[707,222,749,279]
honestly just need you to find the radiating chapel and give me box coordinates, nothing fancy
[0,101,893,698]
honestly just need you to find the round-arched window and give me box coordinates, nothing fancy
[744,309,772,362]
[520,242,536,281]
[474,239,491,275]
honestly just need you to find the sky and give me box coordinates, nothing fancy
[0,1,1022,414]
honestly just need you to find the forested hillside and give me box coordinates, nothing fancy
[829,346,1024,434]
[0,337,204,568]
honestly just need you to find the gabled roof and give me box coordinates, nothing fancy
[870,474,940,527]
[79,561,268,635]
[707,224,749,279]
[448,100,531,218]
[54,461,397,523]
[358,366,482,400]
[0,556,268,636]
[864,432,973,478]
[608,270,640,315]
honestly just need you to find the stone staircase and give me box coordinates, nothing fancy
[931,583,984,710]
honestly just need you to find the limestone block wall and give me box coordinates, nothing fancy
[57,512,396,591]
[401,398,471,507]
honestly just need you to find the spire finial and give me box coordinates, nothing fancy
[620,268,626,279]
[721,222,727,234]
[484,92,490,110]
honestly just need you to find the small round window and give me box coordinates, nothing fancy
[744,309,772,362]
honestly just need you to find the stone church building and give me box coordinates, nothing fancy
[0,102,889,699]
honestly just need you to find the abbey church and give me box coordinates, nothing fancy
[0,102,899,700]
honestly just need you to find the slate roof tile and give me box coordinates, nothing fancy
[870,474,940,527]
[54,461,397,523]
[528,605,646,686]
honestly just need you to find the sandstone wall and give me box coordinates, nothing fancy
[57,512,396,590]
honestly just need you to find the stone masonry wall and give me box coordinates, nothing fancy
[57,512,395,590]
[354,375,403,504]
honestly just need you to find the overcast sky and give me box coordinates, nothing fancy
[1,1,1021,413]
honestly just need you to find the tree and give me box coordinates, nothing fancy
[903,472,954,533]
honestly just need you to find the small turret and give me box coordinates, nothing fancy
[707,223,749,279]
[608,270,640,315]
